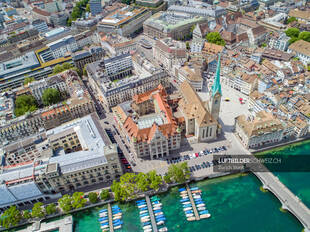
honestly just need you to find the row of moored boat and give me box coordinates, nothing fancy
[190,187,211,219]
[179,187,196,221]
[98,208,109,231]
[98,205,123,232]
[137,199,153,232]
[151,195,168,232]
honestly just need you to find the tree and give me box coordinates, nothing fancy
[260,43,267,48]
[0,206,21,228]
[167,162,190,184]
[298,31,310,43]
[62,62,73,70]
[88,192,98,204]
[86,3,90,12]
[83,65,88,76]
[163,174,172,184]
[289,37,299,44]
[58,194,73,213]
[100,189,110,201]
[286,17,297,24]
[32,202,45,219]
[206,32,226,46]
[72,192,87,209]
[186,41,190,50]
[24,77,35,85]
[285,28,300,38]
[52,64,65,75]
[46,203,57,215]
[147,170,162,191]
[136,173,150,192]
[42,88,61,106]
[22,210,31,220]
[14,95,38,116]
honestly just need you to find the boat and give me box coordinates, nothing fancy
[191,190,201,194]
[155,212,163,216]
[114,225,122,229]
[179,188,186,191]
[159,227,168,232]
[193,196,201,199]
[183,207,192,211]
[190,187,199,191]
[198,207,206,211]
[180,191,187,194]
[141,218,150,223]
[185,213,194,217]
[153,209,162,213]
[141,215,150,219]
[136,199,146,203]
[100,222,109,226]
[142,221,151,226]
[187,217,196,221]
[138,204,147,208]
[101,225,109,229]
[200,213,211,219]
[196,203,205,207]
[157,221,164,225]
[140,207,148,211]
[185,210,193,214]
[140,210,148,214]
[98,218,108,222]
[99,209,108,213]
[199,210,208,214]
[113,216,122,220]
[140,213,149,217]
[183,204,192,207]
[180,199,188,203]
[153,207,161,211]
[143,225,152,229]
[144,229,152,232]
[153,203,162,207]
[182,201,191,205]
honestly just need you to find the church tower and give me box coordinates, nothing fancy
[209,54,222,121]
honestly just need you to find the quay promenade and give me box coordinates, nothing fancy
[19,216,73,232]
[252,168,310,232]
[185,184,200,221]
[145,195,158,232]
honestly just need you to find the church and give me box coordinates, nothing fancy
[178,54,222,142]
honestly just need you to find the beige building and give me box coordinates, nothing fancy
[175,65,203,92]
[235,111,284,149]
[113,85,181,159]
[178,81,219,142]
[288,9,310,24]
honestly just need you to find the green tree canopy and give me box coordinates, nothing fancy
[100,189,110,201]
[14,95,38,117]
[46,203,57,215]
[285,28,300,38]
[166,162,190,184]
[206,32,226,46]
[88,192,98,204]
[1,206,21,228]
[58,194,73,213]
[72,192,87,209]
[24,77,35,85]
[286,17,297,24]
[42,88,61,106]
[298,31,310,43]
[22,210,31,219]
[86,3,90,12]
[147,170,162,191]
[136,173,150,192]
[52,62,74,75]
[32,202,45,219]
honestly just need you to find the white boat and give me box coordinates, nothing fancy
[196,204,205,208]
[182,202,191,205]
[101,220,108,223]
[180,193,188,196]
[143,225,152,230]
[153,207,161,211]
[99,212,108,217]
[193,196,201,199]
[141,218,150,223]
[102,229,109,232]
[180,191,187,194]
[159,227,168,232]
[101,225,109,229]
[183,207,192,211]
[113,213,122,217]
[182,196,189,199]
[156,221,164,225]
[141,215,150,219]
[155,212,163,216]
[200,213,211,219]
[198,207,206,211]
[140,210,148,214]
[144,229,152,232]
[187,217,195,221]
[113,216,122,220]
[152,203,162,207]
[114,225,122,229]
[138,204,147,208]
[186,213,194,217]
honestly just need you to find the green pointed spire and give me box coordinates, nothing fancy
[211,53,222,97]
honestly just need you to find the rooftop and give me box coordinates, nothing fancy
[288,40,310,57]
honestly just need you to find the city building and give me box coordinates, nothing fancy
[0,70,95,145]
[113,85,181,159]
[135,0,167,13]
[0,94,14,123]
[32,19,48,33]
[46,35,78,59]
[288,40,310,65]
[153,38,187,71]
[235,111,284,149]
[143,11,208,40]
[97,5,151,37]
[100,33,137,56]
[72,46,105,71]
[0,113,122,211]
[288,9,310,24]
[87,53,169,107]
[167,4,226,19]
[268,32,290,52]
[89,0,102,16]
[175,65,203,91]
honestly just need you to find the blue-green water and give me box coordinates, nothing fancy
[73,140,310,232]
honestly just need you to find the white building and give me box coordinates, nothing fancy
[47,35,78,59]
[288,40,310,65]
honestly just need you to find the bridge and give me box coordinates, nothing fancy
[252,169,310,232]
